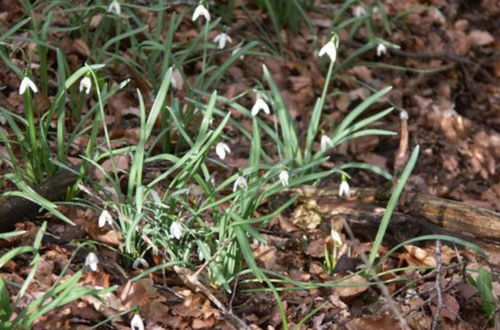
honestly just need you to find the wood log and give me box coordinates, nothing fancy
[293,185,500,243]
[0,168,78,232]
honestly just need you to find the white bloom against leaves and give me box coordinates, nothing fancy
[354,6,366,17]
[19,76,38,95]
[98,210,113,227]
[320,135,334,152]
[107,0,121,16]
[79,76,92,95]
[233,175,248,192]
[192,4,210,22]
[331,229,343,246]
[338,180,351,197]
[251,95,270,117]
[279,170,289,187]
[215,142,231,160]
[85,252,99,272]
[319,40,337,63]
[130,314,144,330]
[214,33,232,49]
[170,221,184,240]
[376,43,387,57]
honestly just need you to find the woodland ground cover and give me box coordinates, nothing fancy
[0,0,498,329]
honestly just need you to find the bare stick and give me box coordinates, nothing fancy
[432,240,443,330]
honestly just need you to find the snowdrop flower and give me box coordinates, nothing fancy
[132,258,150,269]
[19,76,38,95]
[98,210,113,227]
[79,76,92,95]
[107,0,121,16]
[233,175,248,192]
[320,135,334,152]
[354,6,366,17]
[338,180,351,197]
[376,43,387,57]
[214,33,232,49]
[279,170,289,187]
[0,114,5,125]
[130,314,144,330]
[170,221,183,240]
[192,4,210,22]
[318,40,337,63]
[331,229,343,246]
[85,252,99,272]
[251,95,270,116]
[215,142,231,160]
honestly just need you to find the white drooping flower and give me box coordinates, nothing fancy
[98,210,113,227]
[331,229,343,246]
[320,135,334,152]
[353,6,366,17]
[19,76,38,95]
[192,4,210,22]
[279,170,289,187]
[318,40,337,63]
[79,76,92,95]
[85,252,99,272]
[0,114,6,125]
[376,43,387,57]
[107,0,121,16]
[130,314,145,330]
[132,258,150,269]
[214,33,232,49]
[251,95,270,116]
[338,180,351,197]
[170,221,184,240]
[233,175,248,192]
[215,142,231,160]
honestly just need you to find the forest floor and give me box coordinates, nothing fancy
[0,0,499,329]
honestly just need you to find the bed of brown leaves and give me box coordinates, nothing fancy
[0,0,499,329]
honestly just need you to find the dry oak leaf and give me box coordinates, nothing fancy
[334,274,369,300]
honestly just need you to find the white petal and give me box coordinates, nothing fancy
[132,258,150,269]
[320,135,334,152]
[107,0,121,15]
[131,314,145,330]
[376,44,387,57]
[233,176,248,192]
[85,252,99,272]
[98,210,113,227]
[354,6,366,17]
[19,77,38,95]
[279,170,289,187]
[170,222,183,240]
[216,142,231,160]
[331,229,343,246]
[319,41,337,63]
[79,76,92,95]
[251,97,270,116]
[339,181,350,197]
[192,4,210,22]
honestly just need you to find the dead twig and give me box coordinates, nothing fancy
[431,240,444,330]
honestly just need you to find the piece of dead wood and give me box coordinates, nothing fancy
[0,167,78,232]
[294,185,500,243]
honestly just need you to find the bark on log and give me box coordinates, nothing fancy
[294,185,500,243]
[0,168,78,232]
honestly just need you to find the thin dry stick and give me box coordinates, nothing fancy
[174,265,252,330]
[432,240,444,330]
[342,220,411,330]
